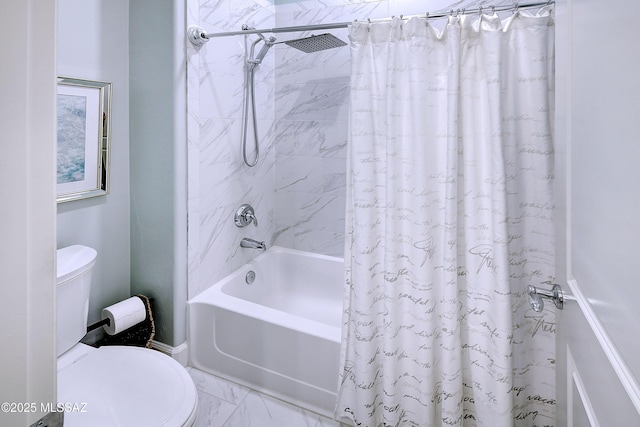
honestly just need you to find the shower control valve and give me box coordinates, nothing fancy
[234,204,258,227]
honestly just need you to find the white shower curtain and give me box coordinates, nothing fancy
[337,7,555,427]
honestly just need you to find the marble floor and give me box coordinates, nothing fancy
[188,367,345,427]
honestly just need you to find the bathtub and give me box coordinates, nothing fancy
[188,246,344,417]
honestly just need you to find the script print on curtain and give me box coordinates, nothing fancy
[336,8,555,427]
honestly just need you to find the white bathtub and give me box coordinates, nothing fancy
[188,246,344,417]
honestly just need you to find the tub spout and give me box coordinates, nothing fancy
[240,238,266,251]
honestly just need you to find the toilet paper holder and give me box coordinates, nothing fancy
[86,295,153,334]
[87,317,110,333]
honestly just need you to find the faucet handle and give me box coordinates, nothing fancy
[245,211,258,227]
[234,204,258,227]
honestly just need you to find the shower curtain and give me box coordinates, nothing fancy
[337,7,555,427]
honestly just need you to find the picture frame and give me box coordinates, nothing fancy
[56,77,112,203]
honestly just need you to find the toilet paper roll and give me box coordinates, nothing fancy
[101,296,147,335]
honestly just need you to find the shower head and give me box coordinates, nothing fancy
[281,33,346,53]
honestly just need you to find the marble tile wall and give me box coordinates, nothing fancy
[187,0,277,298]
[187,0,515,297]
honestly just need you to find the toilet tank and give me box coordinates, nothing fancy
[56,245,97,357]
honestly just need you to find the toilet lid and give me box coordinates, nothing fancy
[58,345,198,427]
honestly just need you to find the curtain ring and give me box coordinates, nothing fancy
[491,6,496,14]
[478,6,483,15]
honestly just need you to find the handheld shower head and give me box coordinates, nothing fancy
[247,34,276,65]
[241,33,276,168]
[255,39,275,62]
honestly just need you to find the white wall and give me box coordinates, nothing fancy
[57,0,131,331]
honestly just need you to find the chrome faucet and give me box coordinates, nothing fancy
[240,238,266,251]
[235,204,258,227]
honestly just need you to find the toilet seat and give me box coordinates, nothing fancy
[58,344,198,427]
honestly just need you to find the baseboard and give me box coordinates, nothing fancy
[152,340,189,366]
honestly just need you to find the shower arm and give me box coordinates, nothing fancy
[188,21,350,45]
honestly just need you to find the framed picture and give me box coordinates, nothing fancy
[56,77,112,203]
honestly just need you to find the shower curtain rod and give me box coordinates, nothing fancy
[188,1,553,44]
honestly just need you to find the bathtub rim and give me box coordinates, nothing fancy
[188,246,344,344]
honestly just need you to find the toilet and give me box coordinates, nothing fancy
[56,245,198,426]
